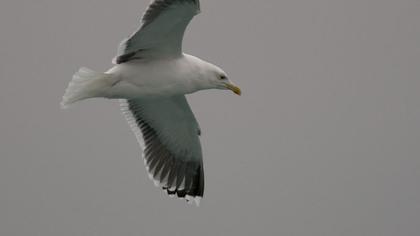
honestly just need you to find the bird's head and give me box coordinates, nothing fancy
[207,65,241,96]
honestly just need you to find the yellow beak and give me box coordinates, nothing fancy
[225,83,242,96]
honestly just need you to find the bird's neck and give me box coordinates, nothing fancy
[182,54,215,92]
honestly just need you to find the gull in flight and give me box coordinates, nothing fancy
[61,0,241,206]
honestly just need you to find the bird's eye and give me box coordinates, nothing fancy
[219,75,227,80]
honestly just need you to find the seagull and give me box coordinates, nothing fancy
[61,0,241,206]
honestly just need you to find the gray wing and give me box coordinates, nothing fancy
[120,96,204,204]
[114,0,201,64]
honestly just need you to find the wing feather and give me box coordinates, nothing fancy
[120,96,204,204]
[114,0,201,63]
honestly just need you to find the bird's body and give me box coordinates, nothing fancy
[61,0,240,206]
[104,54,214,99]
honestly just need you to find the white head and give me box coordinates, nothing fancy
[201,63,242,96]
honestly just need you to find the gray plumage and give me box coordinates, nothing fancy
[142,0,200,27]
[121,97,204,201]
[114,0,201,63]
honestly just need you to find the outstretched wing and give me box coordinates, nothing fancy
[120,96,204,205]
[114,0,201,63]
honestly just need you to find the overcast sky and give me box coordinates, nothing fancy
[0,0,419,235]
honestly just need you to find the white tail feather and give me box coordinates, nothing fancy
[61,67,113,109]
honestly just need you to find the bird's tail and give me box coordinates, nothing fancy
[61,67,115,109]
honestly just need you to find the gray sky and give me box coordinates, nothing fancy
[1,0,419,235]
